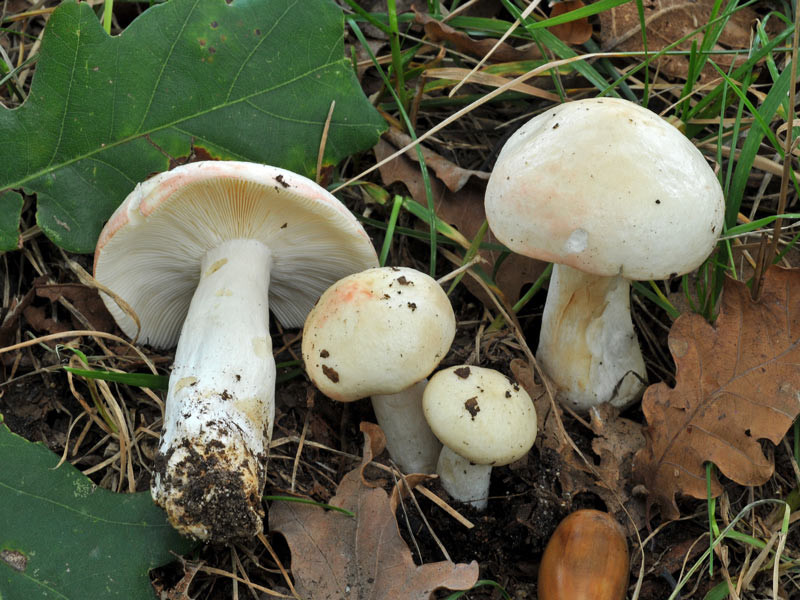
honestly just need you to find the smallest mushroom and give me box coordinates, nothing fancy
[302,266,455,474]
[422,366,537,511]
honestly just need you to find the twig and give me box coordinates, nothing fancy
[316,100,336,184]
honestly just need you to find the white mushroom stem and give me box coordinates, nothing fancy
[371,380,442,474]
[151,238,276,541]
[536,263,647,413]
[435,446,492,511]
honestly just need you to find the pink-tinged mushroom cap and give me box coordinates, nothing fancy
[94,161,378,348]
[485,98,725,280]
[302,267,456,402]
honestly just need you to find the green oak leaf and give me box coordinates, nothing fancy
[0,0,385,252]
[0,414,195,600]
[0,192,23,251]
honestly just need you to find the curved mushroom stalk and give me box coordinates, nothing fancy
[435,446,492,511]
[536,264,646,413]
[371,380,442,474]
[151,238,276,542]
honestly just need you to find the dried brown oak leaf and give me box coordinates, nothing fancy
[270,426,479,599]
[414,8,541,62]
[596,0,763,82]
[549,1,592,45]
[633,268,800,520]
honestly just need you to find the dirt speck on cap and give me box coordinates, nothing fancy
[464,397,480,419]
[454,367,471,379]
[322,365,339,383]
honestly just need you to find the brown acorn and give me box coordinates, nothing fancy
[538,509,629,600]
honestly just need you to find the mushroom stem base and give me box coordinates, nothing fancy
[536,264,646,412]
[151,238,276,542]
[436,445,492,511]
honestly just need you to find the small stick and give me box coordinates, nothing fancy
[415,485,474,529]
[316,100,336,184]
[448,0,542,97]
[257,533,302,600]
[435,254,485,285]
[290,393,313,493]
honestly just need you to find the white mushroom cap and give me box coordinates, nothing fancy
[485,98,725,280]
[423,366,537,466]
[302,266,455,402]
[94,161,378,348]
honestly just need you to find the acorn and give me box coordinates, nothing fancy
[538,509,629,600]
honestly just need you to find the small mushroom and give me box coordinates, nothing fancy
[485,98,725,412]
[302,266,455,474]
[422,366,537,511]
[94,161,378,541]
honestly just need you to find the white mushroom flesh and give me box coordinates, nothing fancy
[372,380,440,474]
[436,446,492,511]
[94,162,378,541]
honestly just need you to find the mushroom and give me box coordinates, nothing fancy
[302,266,455,474]
[422,365,537,511]
[94,161,378,541]
[485,98,725,412]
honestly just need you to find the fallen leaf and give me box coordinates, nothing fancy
[0,415,194,599]
[0,191,23,251]
[549,1,592,45]
[596,0,764,82]
[390,473,438,514]
[586,404,647,530]
[0,287,35,349]
[35,282,116,332]
[374,139,546,306]
[270,426,479,599]
[359,421,390,488]
[383,127,489,193]
[634,268,800,520]
[414,9,541,62]
[21,305,72,336]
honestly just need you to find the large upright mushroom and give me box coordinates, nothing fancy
[94,161,377,541]
[485,98,724,411]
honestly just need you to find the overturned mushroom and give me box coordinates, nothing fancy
[302,266,455,474]
[94,161,377,541]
